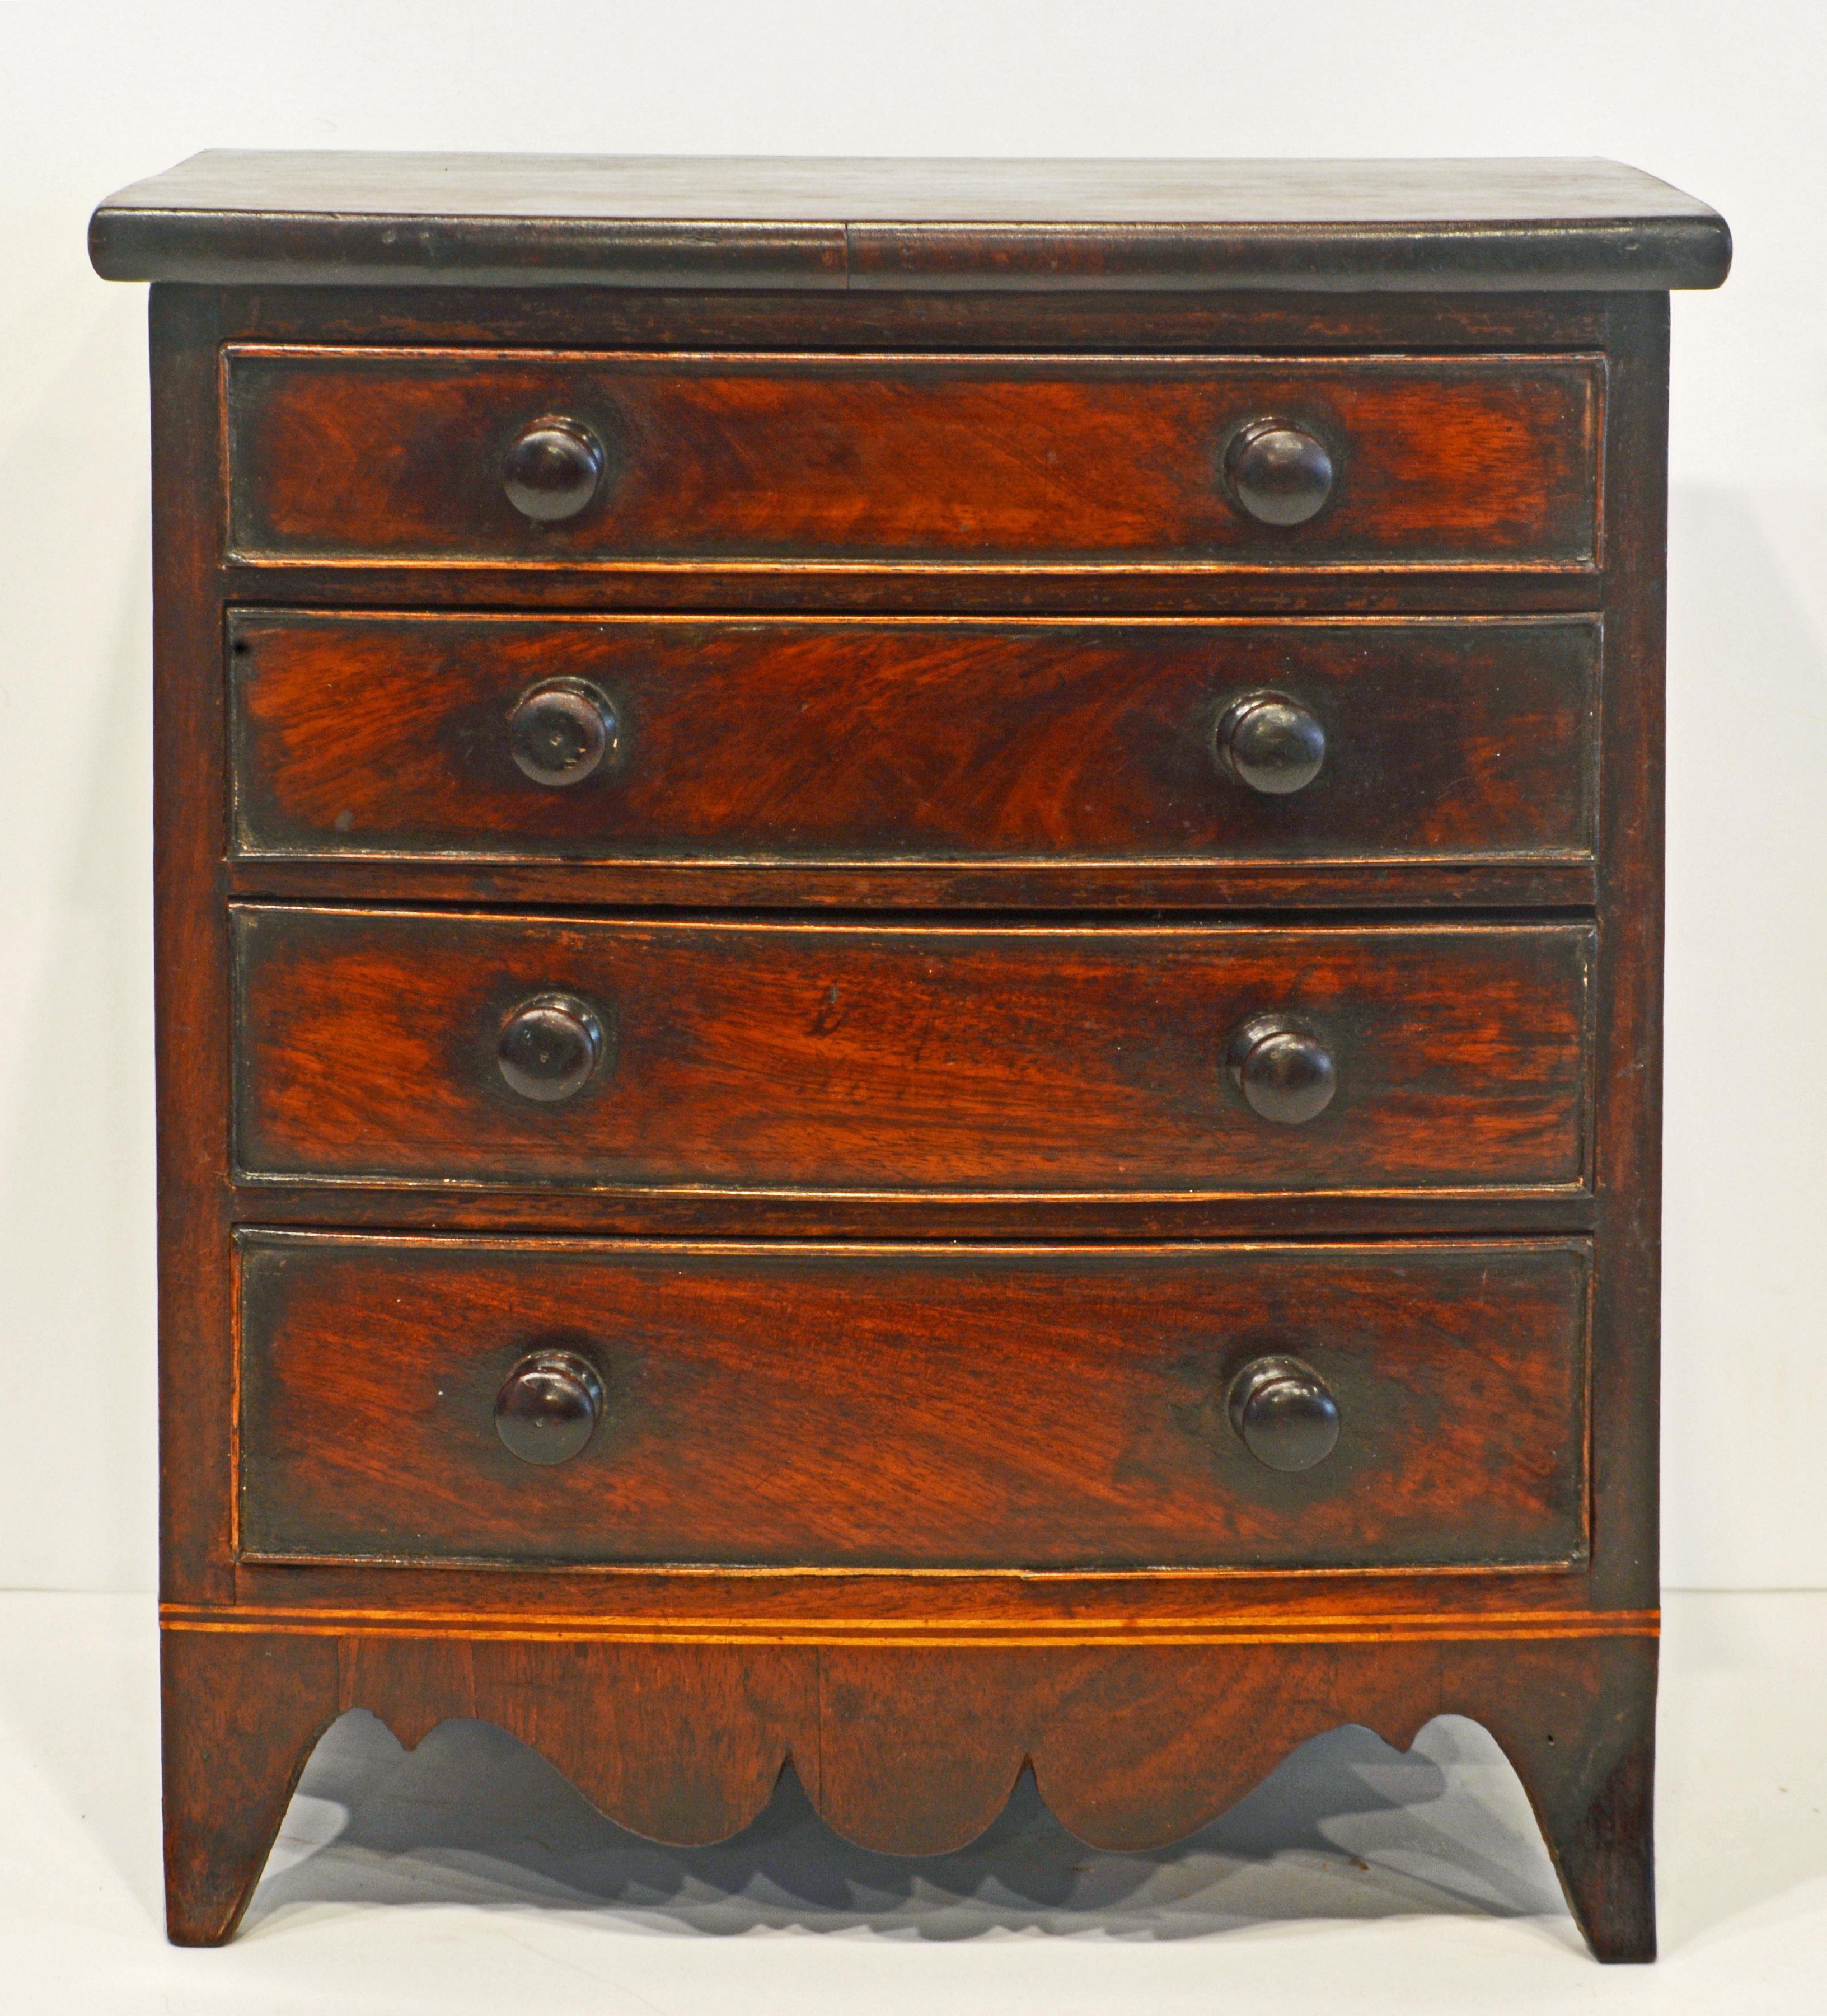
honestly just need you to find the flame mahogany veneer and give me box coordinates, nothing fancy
[90,151,1728,1961]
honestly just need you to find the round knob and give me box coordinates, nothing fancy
[1228,1355,1340,1472]
[1226,1014,1337,1125]
[502,416,605,522]
[1223,419,1336,527]
[497,993,605,1103]
[1216,692,1326,795]
[509,679,618,787]
[495,1349,605,1465]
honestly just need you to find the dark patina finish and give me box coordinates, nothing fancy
[91,152,1726,1963]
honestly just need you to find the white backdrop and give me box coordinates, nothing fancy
[1,1,1819,1593]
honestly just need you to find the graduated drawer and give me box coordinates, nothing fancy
[232,907,1593,1197]
[223,346,1603,569]
[229,611,1599,869]
[235,1232,1591,1570]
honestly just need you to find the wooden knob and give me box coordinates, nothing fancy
[497,993,605,1103]
[495,1349,605,1465]
[509,679,617,787]
[1224,419,1336,526]
[1226,1014,1337,1124]
[502,416,605,522]
[1216,692,1326,795]
[1228,1354,1340,1472]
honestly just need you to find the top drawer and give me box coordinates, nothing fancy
[223,348,1604,571]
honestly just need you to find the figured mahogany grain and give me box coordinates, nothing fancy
[232,908,1594,1195]
[229,611,1599,869]
[223,348,1603,568]
[236,1233,1589,1570]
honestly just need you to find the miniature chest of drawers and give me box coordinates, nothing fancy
[90,153,1728,1959]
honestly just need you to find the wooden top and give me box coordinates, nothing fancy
[90,152,1730,293]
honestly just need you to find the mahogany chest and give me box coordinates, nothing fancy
[90,153,1729,1959]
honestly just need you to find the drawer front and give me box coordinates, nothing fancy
[229,611,1599,868]
[224,347,1603,569]
[236,1233,1590,1570]
[232,908,1592,1195]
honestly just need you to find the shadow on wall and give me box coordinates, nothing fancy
[1662,482,1827,1591]
[0,489,155,1593]
[241,1708,1571,1943]
[0,232,157,1594]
